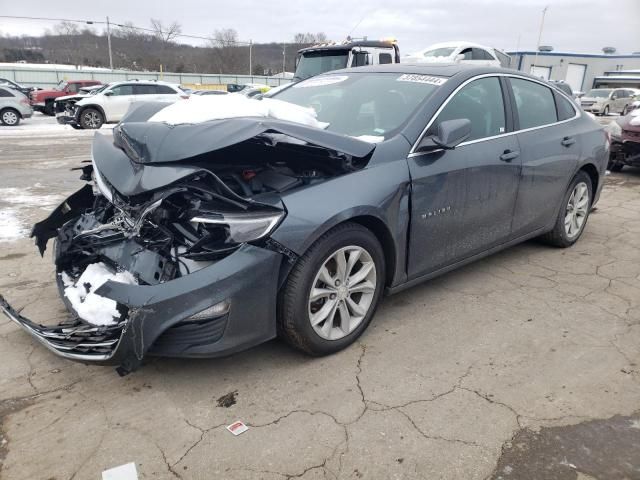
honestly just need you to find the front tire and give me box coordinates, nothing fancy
[278,222,385,355]
[79,108,104,129]
[603,105,610,116]
[541,171,593,248]
[0,108,20,126]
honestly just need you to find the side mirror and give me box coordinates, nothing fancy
[103,90,113,96]
[418,118,471,151]
[454,53,465,62]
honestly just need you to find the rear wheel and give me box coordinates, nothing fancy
[43,100,55,116]
[609,163,624,172]
[278,222,385,355]
[541,171,592,247]
[79,108,104,129]
[0,108,20,126]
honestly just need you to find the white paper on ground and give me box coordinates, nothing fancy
[227,420,249,436]
[102,462,138,480]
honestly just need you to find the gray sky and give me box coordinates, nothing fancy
[2,0,639,54]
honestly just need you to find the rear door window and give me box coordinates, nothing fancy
[510,78,558,129]
[472,49,492,60]
[134,85,157,95]
[555,93,577,121]
[430,76,506,142]
[156,85,177,94]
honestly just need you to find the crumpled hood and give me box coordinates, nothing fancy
[114,117,377,164]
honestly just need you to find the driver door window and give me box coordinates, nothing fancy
[430,77,506,142]
[109,85,134,96]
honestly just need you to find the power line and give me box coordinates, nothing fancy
[0,14,253,45]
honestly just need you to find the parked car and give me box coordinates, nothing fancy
[606,110,640,171]
[0,77,33,96]
[54,84,108,127]
[0,65,607,374]
[0,86,33,126]
[30,80,102,115]
[62,80,188,129]
[192,89,228,96]
[548,80,573,98]
[579,88,637,116]
[404,41,511,68]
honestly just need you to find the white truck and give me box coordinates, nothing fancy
[293,39,400,81]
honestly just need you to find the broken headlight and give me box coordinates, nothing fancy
[190,210,284,244]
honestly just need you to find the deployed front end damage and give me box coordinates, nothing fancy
[1,109,375,374]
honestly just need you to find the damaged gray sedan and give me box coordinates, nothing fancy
[1,65,608,374]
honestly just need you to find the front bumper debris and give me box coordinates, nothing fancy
[1,243,282,375]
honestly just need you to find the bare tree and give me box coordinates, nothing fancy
[292,32,329,45]
[210,28,239,48]
[150,19,182,44]
[54,21,80,36]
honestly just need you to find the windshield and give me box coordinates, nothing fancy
[422,47,456,58]
[586,89,611,98]
[294,50,349,80]
[56,80,68,91]
[272,72,443,139]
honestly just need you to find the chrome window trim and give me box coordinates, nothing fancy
[409,72,581,157]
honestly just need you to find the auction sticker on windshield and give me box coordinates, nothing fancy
[294,75,349,88]
[397,74,447,86]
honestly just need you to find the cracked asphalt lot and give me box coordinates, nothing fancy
[1,129,640,479]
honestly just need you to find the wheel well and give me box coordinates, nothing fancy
[349,215,396,287]
[580,163,599,196]
[78,104,106,120]
[0,107,20,119]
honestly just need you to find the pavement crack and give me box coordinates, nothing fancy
[396,408,482,447]
[458,386,523,428]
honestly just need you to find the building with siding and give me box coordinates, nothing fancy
[507,51,640,93]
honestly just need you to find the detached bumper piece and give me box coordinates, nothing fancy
[0,294,122,361]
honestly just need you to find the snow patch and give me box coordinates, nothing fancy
[0,209,27,242]
[0,187,62,206]
[148,94,328,129]
[62,262,137,326]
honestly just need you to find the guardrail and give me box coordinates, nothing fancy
[0,66,292,89]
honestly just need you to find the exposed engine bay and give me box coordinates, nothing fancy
[2,105,378,373]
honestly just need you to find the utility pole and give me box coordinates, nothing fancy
[282,43,286,74]
[106,16,114,70]
[249,39,252,75]
[532,6,548,77]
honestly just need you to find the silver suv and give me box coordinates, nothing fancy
[580,88,637,116]
[0,87,33,126]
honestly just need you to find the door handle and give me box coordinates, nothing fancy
[499,150,520,162]
[561,136,576,147]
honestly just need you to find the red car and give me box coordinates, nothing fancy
[31,80,101,115]
[608,111,640,172]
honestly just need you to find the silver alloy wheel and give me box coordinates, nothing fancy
[83,111,101,128]
[2,110,18,126]
[308,245,377,341]
[564,181,589,239]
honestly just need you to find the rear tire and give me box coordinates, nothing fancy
[540,171,593,248]
[278,222,385,356]
[621,105,629,116]
[0,108,20,126]
[43,100,55,116]
[79,108,104,129]
[610,163,624,172]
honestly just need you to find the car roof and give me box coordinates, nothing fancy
[419,41,495,51]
